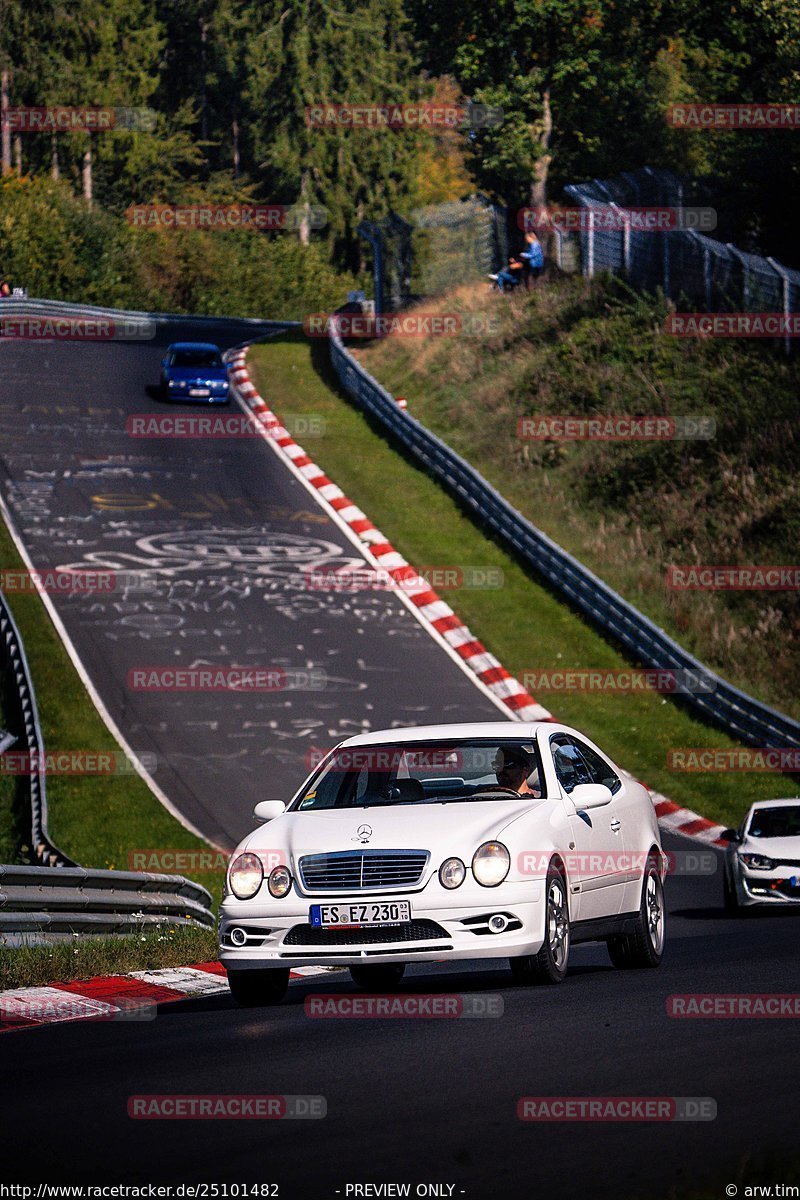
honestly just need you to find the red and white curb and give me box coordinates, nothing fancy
[228,349,726,848]
[228,351,548,724]
[0,962,336,1033]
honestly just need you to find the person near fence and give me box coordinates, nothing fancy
[0,279,11,298]
[520,231,544,287]
[489,253,525,293]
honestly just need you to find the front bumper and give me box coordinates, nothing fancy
[219,879,545,970]
[735,863,800,905]
[163,387,230,404]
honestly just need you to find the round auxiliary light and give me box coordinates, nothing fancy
[439,857,466,889]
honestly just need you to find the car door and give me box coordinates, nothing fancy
[549,733,627,920]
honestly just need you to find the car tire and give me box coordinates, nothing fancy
[349,964,406,991]
[509,863,570,985]
[607,856,665,969]
[227,967,290,1007]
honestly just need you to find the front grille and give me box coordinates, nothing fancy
[298,849,429,893]
[283,919,448,946]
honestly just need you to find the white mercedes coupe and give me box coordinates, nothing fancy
[219,721,666,1005]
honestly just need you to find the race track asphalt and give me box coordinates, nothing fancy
[3,832,799,1198]
[0,321,504,847]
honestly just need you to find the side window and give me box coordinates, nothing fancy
[574,740,622,795]
[551,735,592,794]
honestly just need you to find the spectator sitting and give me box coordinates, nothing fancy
[0,279,11,298]
[489,254,524,293]
[520,230,544,288]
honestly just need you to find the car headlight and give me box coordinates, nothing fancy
[268,865,293,898]
[439,857,466,889]
[740,853,775,870]
[228,852,264,899]
[472,842,510,887]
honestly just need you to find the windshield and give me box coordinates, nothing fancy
[291,739,546,811]
[170,349,223,368]
[747,806,800,839]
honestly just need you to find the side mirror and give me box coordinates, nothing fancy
[253,800,287,822]
[569,782,613,810]
[720,828,741,844]
[161,358,169,368]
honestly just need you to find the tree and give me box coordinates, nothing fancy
[244,0,424,269]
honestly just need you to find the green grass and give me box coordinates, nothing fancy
[0,924,218,990]
[248,331,791,829]
[0,514,214,876]
[357,277,800,723]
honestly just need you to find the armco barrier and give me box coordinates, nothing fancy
[328,320,800,753]
[0,864,213,940]
[0,295,299,335]
[0,588,74,868]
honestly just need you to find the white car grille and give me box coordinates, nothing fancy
[298,849,429,893]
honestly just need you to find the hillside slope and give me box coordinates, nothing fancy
[356,278,800,721]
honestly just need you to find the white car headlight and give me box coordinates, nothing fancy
[740,853,775,870]
[439,857,466,889]
[268,865,293,898]
[472,842,510,887]
[228,852,263,899]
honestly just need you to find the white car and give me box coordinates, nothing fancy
[219,721,666,1005]
[722,798,800,910]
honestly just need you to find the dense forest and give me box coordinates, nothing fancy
[1,0,799,310]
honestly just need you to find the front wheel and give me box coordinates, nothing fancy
[510,865,570,985]
[608,858,665,969]
[227,967,290,1007]
[349,964,406,991]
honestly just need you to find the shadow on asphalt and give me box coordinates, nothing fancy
[673,904,800,921]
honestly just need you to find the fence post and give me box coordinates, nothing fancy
[767,256,792,357]
[585,219,595,278]
[663,233,670,300]
[727,244,750,310]
[357,219,384,314]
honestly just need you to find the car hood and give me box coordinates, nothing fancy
[166,366,227,381]
[242,797,550,860]
[740,835,800,861]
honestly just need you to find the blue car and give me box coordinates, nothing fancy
[159,342,230,403]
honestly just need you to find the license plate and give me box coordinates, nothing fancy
[310,901,411,928]
[189,387,210,397]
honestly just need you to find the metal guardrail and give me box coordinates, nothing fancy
[328,321,800,752]
[0,864,213,939]
[0,295,299,332]
[0,589,74,867]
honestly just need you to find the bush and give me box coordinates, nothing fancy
[0,176,357,318]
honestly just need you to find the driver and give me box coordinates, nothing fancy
[492,745,542,797]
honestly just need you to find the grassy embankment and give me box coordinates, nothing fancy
[248,323,792,829]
